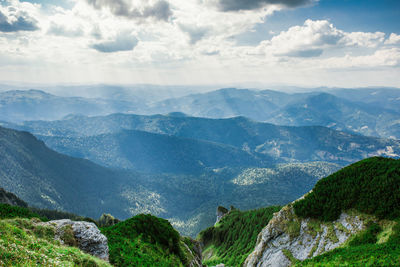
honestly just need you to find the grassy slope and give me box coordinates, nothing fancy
[0,204,110,267]
[101,213,198,267]
[198,206,281,266]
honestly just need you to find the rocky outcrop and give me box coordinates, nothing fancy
[215,206,229,225]
[98,213,120,227]
[43,219,109,261]
[244,205,370,267]
[183,238,203,267]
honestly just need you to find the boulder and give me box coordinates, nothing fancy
[43,219,109,261]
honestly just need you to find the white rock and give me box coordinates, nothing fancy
[244,206,368,267]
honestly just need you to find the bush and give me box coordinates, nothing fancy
[101,214,186,266]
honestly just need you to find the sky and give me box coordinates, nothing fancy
[0,0,399,87]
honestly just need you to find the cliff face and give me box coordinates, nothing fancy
[244,205,370,267]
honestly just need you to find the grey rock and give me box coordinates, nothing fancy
[183,239,203,267]
[43,219,109,261]
[244,204,368,267]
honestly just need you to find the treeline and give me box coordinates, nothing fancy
[0,203,97,224]
[294,157,400,221]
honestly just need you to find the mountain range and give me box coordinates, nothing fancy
[4,113,399,172]
[1,87,399,139]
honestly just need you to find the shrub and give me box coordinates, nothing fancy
[101,214,185,266]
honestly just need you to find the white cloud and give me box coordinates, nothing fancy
[0,1,40,32]
[47,21,84,37]
[342,31,385,48]
[90,32,138,52]
[323,48,400,68]
[209,0,316,11]
[258,19,385,58]
[385,33,400,45]
[84,0,173,22]
[0,0,398,87]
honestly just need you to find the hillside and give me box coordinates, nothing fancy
[0,187,27,207]
[266,92,400,139]
[37,129,272,173]
[243,157,400,266]
[0,125,145,218]
[293,157,400,221]
[0,126,340,236]
[147,88,284,121]
[7,113,400,167]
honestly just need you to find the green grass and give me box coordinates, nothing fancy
[101,214,192,267]
[0,218,111,266]
[198,206,281,266]
[294,157,400,221]
[348,222,381,247]
[296,242,400,266]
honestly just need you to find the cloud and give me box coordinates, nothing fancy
[259,19,385,58]
[385,33,400,45]
[85,0,172,21]
[178,23,210,44]
[47,22,84,37]
[343,31,385,48]
[214,0,314,11]
[321,48,400,68]
[0,9,39,32]
[284,48,323,57]
[90,32,138,53]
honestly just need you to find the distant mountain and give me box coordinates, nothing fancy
[0,126,340,236]
[146,88,289,121]
[329,87,400,113]
[2,87,400,138]
[266,92,400,139]
[0,89,141,122]
[0,187,27,207]
[144,87,400,139]
[0,125,143,218]
[9,113,400,166]
[39,129,271,173]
